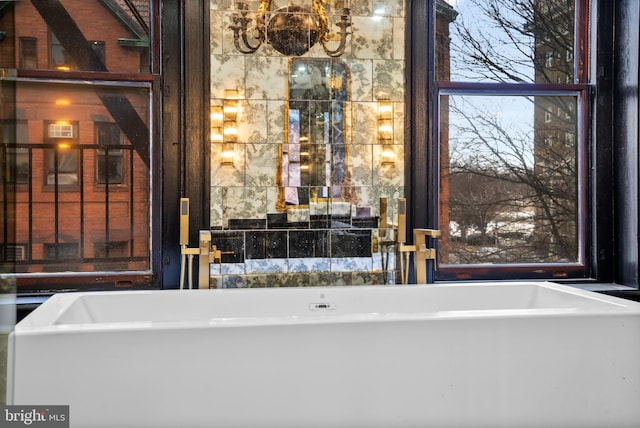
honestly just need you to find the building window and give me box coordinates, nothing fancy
[45,121,79,186]
[95,123,124,185]
[435,0,588,279]
[90,41,106,65]
[49,32,76,71]
[2,121,29,185]
[2,0,155,288]
[545,52,554,68]
[19,37,37,69]
[44,243,78,260]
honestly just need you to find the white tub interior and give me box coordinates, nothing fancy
[20,281,630,329]
[8,281,640,428]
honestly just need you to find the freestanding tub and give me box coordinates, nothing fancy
[7,282,640,428]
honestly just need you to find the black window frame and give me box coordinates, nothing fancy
[406,0,639,289]
[6,0,164,292]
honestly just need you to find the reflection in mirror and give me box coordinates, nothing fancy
[278,58,350,209]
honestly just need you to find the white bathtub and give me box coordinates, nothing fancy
[7,282,640,428]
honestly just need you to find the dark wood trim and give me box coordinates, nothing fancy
[612,0,639,286]
[16,272,154,293]
[160,0,183,289]
[183,0,211,235]
[438,81,591,93]
[406,0,432,237]
[17,69,154,82]
[590,0,615,283]
[160,0,210,288]
[436,264,588,282]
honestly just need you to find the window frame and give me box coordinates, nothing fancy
[43,120,80,188]
[435,83,591,280]
[405,0,596,282]
[95,122,126,186]
[5,0,163,292]
[19,37,37,69]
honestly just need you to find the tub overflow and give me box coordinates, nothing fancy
[309,302,336,311]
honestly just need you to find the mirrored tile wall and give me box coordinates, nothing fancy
[209,0,405,284]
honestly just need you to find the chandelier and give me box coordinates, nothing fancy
[230,0,351,57]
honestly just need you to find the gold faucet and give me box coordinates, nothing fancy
[396,198,440,284]
[179,198,230,289]
[412,228,441,284]
[198,230,233,289]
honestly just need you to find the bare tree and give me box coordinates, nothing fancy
[439,0,579,264]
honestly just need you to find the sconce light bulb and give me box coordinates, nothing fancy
[381,145,397,165]
[223,127,238,136]
[211,111,223,122]
[220,144,235,165]
[379,124,393,134]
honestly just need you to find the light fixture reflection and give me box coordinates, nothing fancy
[230,0,352,57]
[378,98,394,165]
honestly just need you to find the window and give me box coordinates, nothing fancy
[49,32,76,71]
[45,121,79,186]
[19,37,37,69]
[3,0,157,289]
[545,52,554,68]
[95,123,124,185]
[435,0,588,279]
[44,243,78,260]
[2,121,29,185]
[89,41,106,65]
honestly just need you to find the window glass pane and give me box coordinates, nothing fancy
[437,0,575,83]
[1,121,29,184]
[96,123,124,184]
[439,94,579,264]
[0,80,151,273]
[10,0,150,73]
[19,38,38,69]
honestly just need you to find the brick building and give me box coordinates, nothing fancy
[1,0,151,273]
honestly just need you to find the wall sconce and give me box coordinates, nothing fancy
[378,99,393,143]
[230,0,351,57]
[211,89,239,166]
[220,143,235,165]
[210,106,223,143]
[381,148,397,165]
[378,99,394,164]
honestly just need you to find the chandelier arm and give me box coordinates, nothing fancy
[234,32,261,53]
[321,11,351,57]
[230,0,271,54]
[322,36,347,57]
